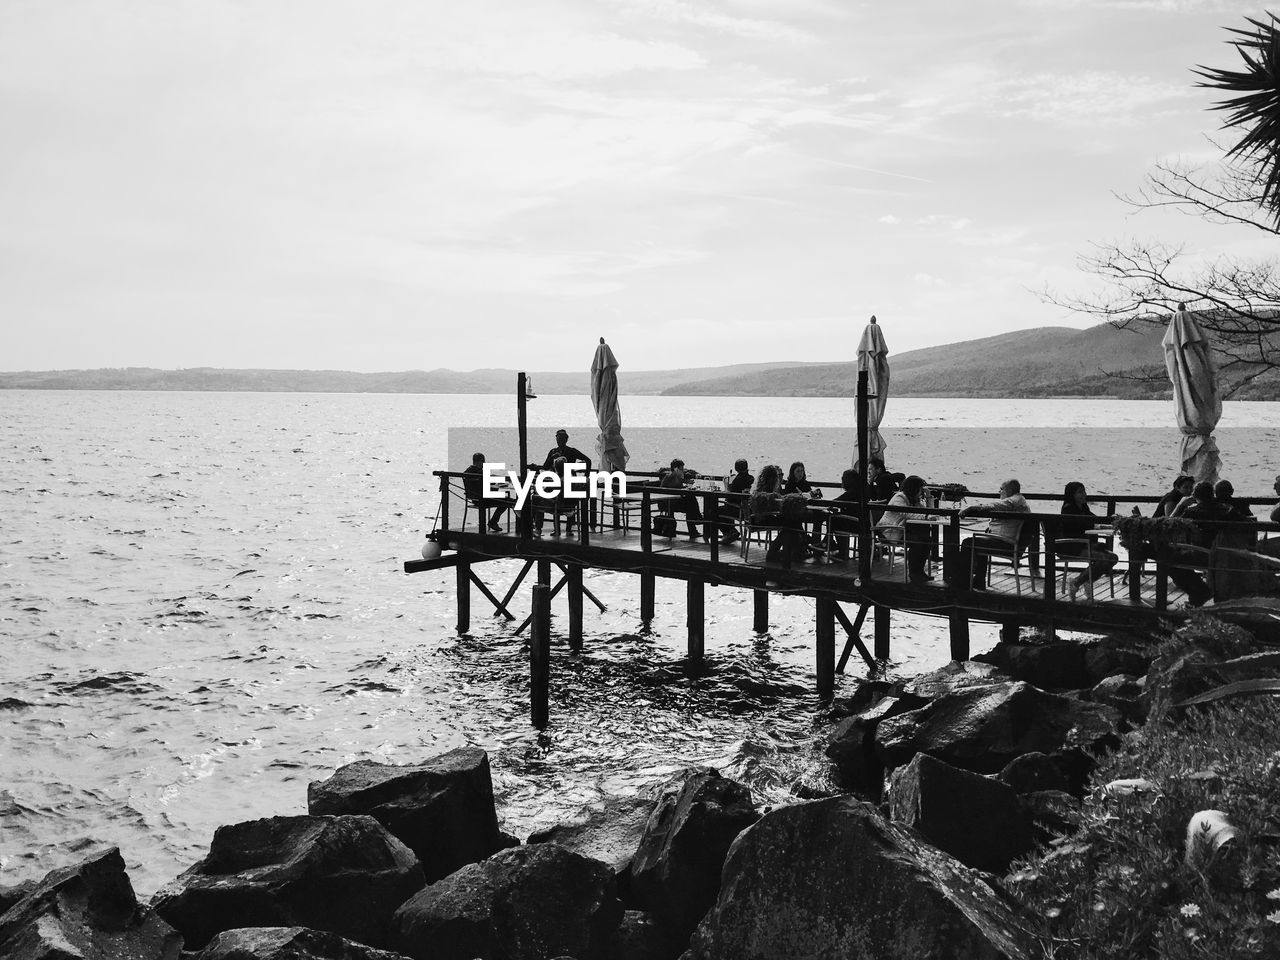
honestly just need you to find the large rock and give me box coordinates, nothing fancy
[682,797,1035,960]
[0,846,181,960]
[900,661,1010,700]
[198,927,413,960]
[391,844,621,960]
[528,795,656,897]
[1088,674,1146,726]
[875,681,1120,775]
[994,752,1074,796]
[628,768,759,941]
[308,748,506,883]
[1081,637,1155,686]
[888,753,1034,873]
[152,815,424,950]
[824,695,926,801]
[974,642,1087,691]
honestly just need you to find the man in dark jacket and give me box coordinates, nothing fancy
[543,429,591,471]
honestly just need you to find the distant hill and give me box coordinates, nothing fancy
[659,321,1280,400]
[0,360,818,396]
[5,321,1279,398]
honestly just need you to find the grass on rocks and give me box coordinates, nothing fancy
[1007,620,1280,958]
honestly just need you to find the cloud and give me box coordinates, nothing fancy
[879,214,901,224]
[607,0,818,43]
[991,71,1196,125]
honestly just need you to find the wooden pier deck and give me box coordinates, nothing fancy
[404,467,1280,725]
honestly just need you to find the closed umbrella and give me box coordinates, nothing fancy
[590,337,629,472]
[1162,304,1222,483]
[856,315,890,462]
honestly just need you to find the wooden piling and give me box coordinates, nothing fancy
[530,582,550,729]
[640,571,655,622]
[1000,621,1020,645]
[687,578,705,667]
[753,589,769,633]
[567,564,584,652]
[815,596,836,699]
[949,612,970,661]
[873,604,891,660]
[456,557,471,634]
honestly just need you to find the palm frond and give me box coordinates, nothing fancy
[1196,13,1280,224]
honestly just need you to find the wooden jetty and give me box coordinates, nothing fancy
[405,373,1280,726]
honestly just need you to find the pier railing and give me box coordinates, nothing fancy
[429,469,1280,613]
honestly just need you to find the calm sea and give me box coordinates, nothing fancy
[3,391,1279,895]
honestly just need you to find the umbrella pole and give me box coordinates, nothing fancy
[857,370,871,583]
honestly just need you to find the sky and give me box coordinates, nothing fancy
[0,0,1269,372]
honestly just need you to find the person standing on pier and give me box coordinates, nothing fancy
[542,429,591,472]
[954,479,1029,591]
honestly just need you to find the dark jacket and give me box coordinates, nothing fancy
[543,444,591,470]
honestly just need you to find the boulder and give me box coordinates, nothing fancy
[308,747,506,882]
[994,752,1073,796]
[887,753,1033,873]
[824,695,926,801]
[628,768,759,941]
[0,846,181,960]
[875,681,1121,775]
[1081,637,1155,686]
[198,927,412,960]
[828,679,897,719]
[527,795,656,898]
[900,661,1010,700]
[974,642,1087,691]
[152,815,424,950]
[0,879,35,916]
[682,796,1035,960]
[391,844,621,960]
[1088,674,1146,725]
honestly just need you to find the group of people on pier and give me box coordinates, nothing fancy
[461,428,1280,607]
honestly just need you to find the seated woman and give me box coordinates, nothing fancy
[783,461,824,540]
[1153,474,1194,518]
[749,465,805,566]
[877,475,933,582]
[1057,481,1119,601]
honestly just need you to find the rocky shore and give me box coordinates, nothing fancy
[3,613,1279,959]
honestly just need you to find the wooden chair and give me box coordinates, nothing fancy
[1054,538,1114,600]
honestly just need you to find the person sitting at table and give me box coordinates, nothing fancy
[829,469,861,560]
[659,458,707,541]
[531,456,582,537]
[1162,481,1233,606]
[462,452,512,532]
[1212,479,1258,549]
[1056,481,1119,601]
[1257,474,1280,559]
[1153,474,1194,518]
[868,458,899,501]
[878,475,933,582]
[954,479,1030,591]
[715,459,754,544]
[747,465,802,565]
[783,461,825,541]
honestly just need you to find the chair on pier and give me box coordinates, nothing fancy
[969,518,1032,595]
[872,523,909,581]
[1054,538,1115,601]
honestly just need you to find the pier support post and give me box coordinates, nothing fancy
[816,596,836,699]
[640,571,655,623]
[456,558,471,634]
[949,613,970,662]
[687,579,705,668]
[530,582,551,729]
[753,590,769,633]
[567,564,584,652]
[537,559,551,587]
[874,605,891,660]
[1000,621,1019,645]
